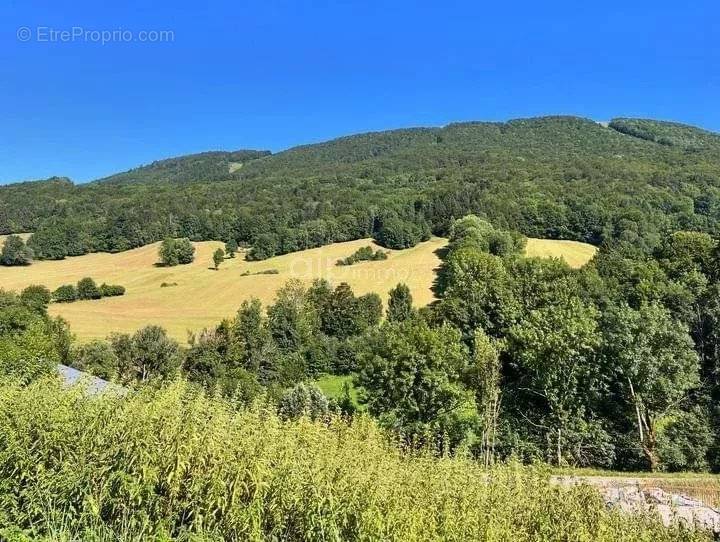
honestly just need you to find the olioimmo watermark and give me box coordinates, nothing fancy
[17,26,175,45]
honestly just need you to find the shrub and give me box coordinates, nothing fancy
[19,285,52,313]
[53,284,77,303]
[336,246,388,266]
[77,277,102,300]
[241,269,279,276]
[100,283,126,297]
[71,340,119,381]
[278,382,330,420]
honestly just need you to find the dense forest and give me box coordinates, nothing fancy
[3,116,720,261]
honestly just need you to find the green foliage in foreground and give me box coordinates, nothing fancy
[0,378,708,542]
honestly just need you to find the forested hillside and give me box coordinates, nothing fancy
[3,116,720,260]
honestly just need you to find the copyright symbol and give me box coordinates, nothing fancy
[17,27,32,42]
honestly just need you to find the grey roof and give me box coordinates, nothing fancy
[57,364,127,396]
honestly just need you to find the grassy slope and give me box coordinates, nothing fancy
[0,238,445,341]
[0,237,596,341]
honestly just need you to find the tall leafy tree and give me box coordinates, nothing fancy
[225,239,238,258]
[602,303,699,470]
[113,325,181,383]
[213,247,225,270]
[387,283,414,322]
[507,296,602,465]
[0,235,33,266]
[357,319,470,441]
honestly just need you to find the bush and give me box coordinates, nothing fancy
[100,283,126,297]
[52,284,77,303]
[336,246,388,266]
[71,340,119,381]
[241,268,279,276]
[76,277,102,300]
[0,378,704,541]
[278,382,330,420]
[19,285,52,313]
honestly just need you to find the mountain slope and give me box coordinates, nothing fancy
[2,115,720,259]
[609,118,720,151]
[94,149,271,185]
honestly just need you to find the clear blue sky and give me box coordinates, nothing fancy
[1,0,718,184]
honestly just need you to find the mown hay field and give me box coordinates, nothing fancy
[525,238,598,268]
[0,237,596,341]
[0,233,32,244]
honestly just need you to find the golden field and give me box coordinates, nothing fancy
[0,236,596,341]
[525,238,598,268]
[1,238,445,341]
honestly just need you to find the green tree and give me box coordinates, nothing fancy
[53,284,77,303]
[77,277,102,300]
[19,285,52,313]
[232,298,281,384]
[387,283,414,322]
[71,340,119,381]
[357,319,470,441]
[213,247,225,270]
[159,238,179,266]
[247,233,280,261]
[465,329,502,467]
[656,407,713,472]
[176,238,195,264]
[357,292,383,330]
[0,235,33,266]
[374,217,422,249]
[158,238,195,266]
[322,283,361,339]
[507,296,601,466]
[435,248,518,338]
[113,325,181,383]
[602,303,700,471]
[225,239,238,258]
[267,280,317,352]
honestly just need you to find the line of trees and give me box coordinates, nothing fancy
[53,278,125,303]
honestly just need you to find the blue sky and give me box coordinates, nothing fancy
[1,0,718,184]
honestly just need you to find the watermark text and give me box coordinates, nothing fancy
[17,26,175,45]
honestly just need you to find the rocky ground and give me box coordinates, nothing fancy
[554,476,720,533]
